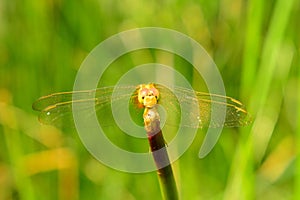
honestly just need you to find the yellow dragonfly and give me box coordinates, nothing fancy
[32,83,251,129]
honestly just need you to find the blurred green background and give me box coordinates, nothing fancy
[0,0,299,199]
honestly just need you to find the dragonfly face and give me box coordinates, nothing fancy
[137,84,160,108]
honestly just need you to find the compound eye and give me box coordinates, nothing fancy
[149,88,159,99]
[138,88,149,103]
[140,88,148,96]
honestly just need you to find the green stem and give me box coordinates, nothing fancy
[144,107,178,200]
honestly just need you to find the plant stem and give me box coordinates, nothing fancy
[144,106,178,200]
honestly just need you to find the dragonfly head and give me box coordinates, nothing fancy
[138,84,159,108]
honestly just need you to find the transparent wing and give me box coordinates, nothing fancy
[33,84,251,128]
[32,86,137,126]
[155,84,252,128]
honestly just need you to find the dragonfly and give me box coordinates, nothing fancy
[32,83,252,129]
